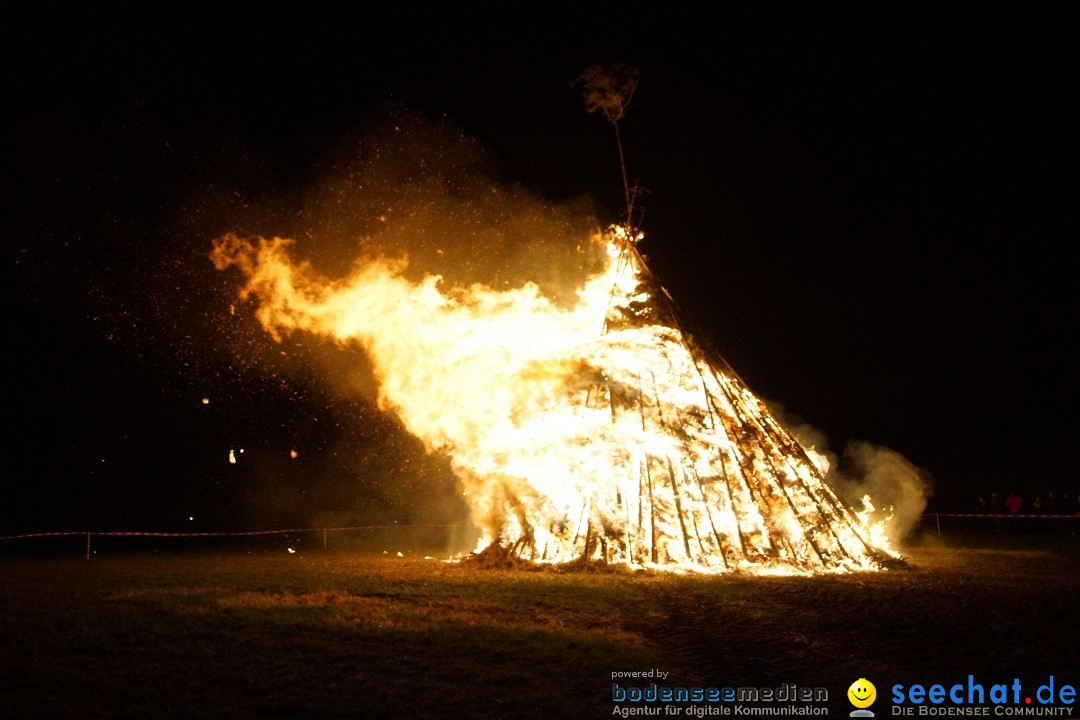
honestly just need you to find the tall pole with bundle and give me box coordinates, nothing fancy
[575,63,642,229]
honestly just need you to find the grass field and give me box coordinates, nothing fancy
[2,530,1077,719]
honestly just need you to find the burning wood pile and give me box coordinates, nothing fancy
[212,224,896,574]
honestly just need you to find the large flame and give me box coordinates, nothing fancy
[212,225,896,573]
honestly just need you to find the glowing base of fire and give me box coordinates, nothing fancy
[459,540,895,576]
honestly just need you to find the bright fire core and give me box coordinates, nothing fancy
[212,226,895,573]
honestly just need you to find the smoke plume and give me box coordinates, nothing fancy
[778,404,933,546]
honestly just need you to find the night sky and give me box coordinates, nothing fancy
[5,5,1077,534]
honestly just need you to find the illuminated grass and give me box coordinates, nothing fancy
[1,538,1076,719]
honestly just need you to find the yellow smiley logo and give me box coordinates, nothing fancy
[848,678,876,708]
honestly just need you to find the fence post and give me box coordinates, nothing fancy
[936,514,941,536]
[86,531,91,560]
[323,528,327,550]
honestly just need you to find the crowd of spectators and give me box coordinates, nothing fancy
[973,488,1078,533]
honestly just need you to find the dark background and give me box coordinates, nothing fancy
[4,4,1076,533]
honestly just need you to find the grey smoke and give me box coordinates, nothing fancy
[830,440,934,544]
[772,402,934,546]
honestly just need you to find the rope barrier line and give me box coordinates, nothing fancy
[0,524,470,560]
[0,524,466,542]
[4,517,1072,554]
[932,513,1078,519]
[3,516,1074,543]
[5,516,1073,544]
[929,513,1079,535]
[0,531,88,540]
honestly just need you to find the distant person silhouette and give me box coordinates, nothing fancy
[1005,492,1023,533]
[1006,493,1022,514]
[1045,491,1062,533]
[990,492,1005,532]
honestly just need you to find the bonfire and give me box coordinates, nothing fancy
[211,66,898,574]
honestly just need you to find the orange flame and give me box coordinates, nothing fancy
[212,226,896,573]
